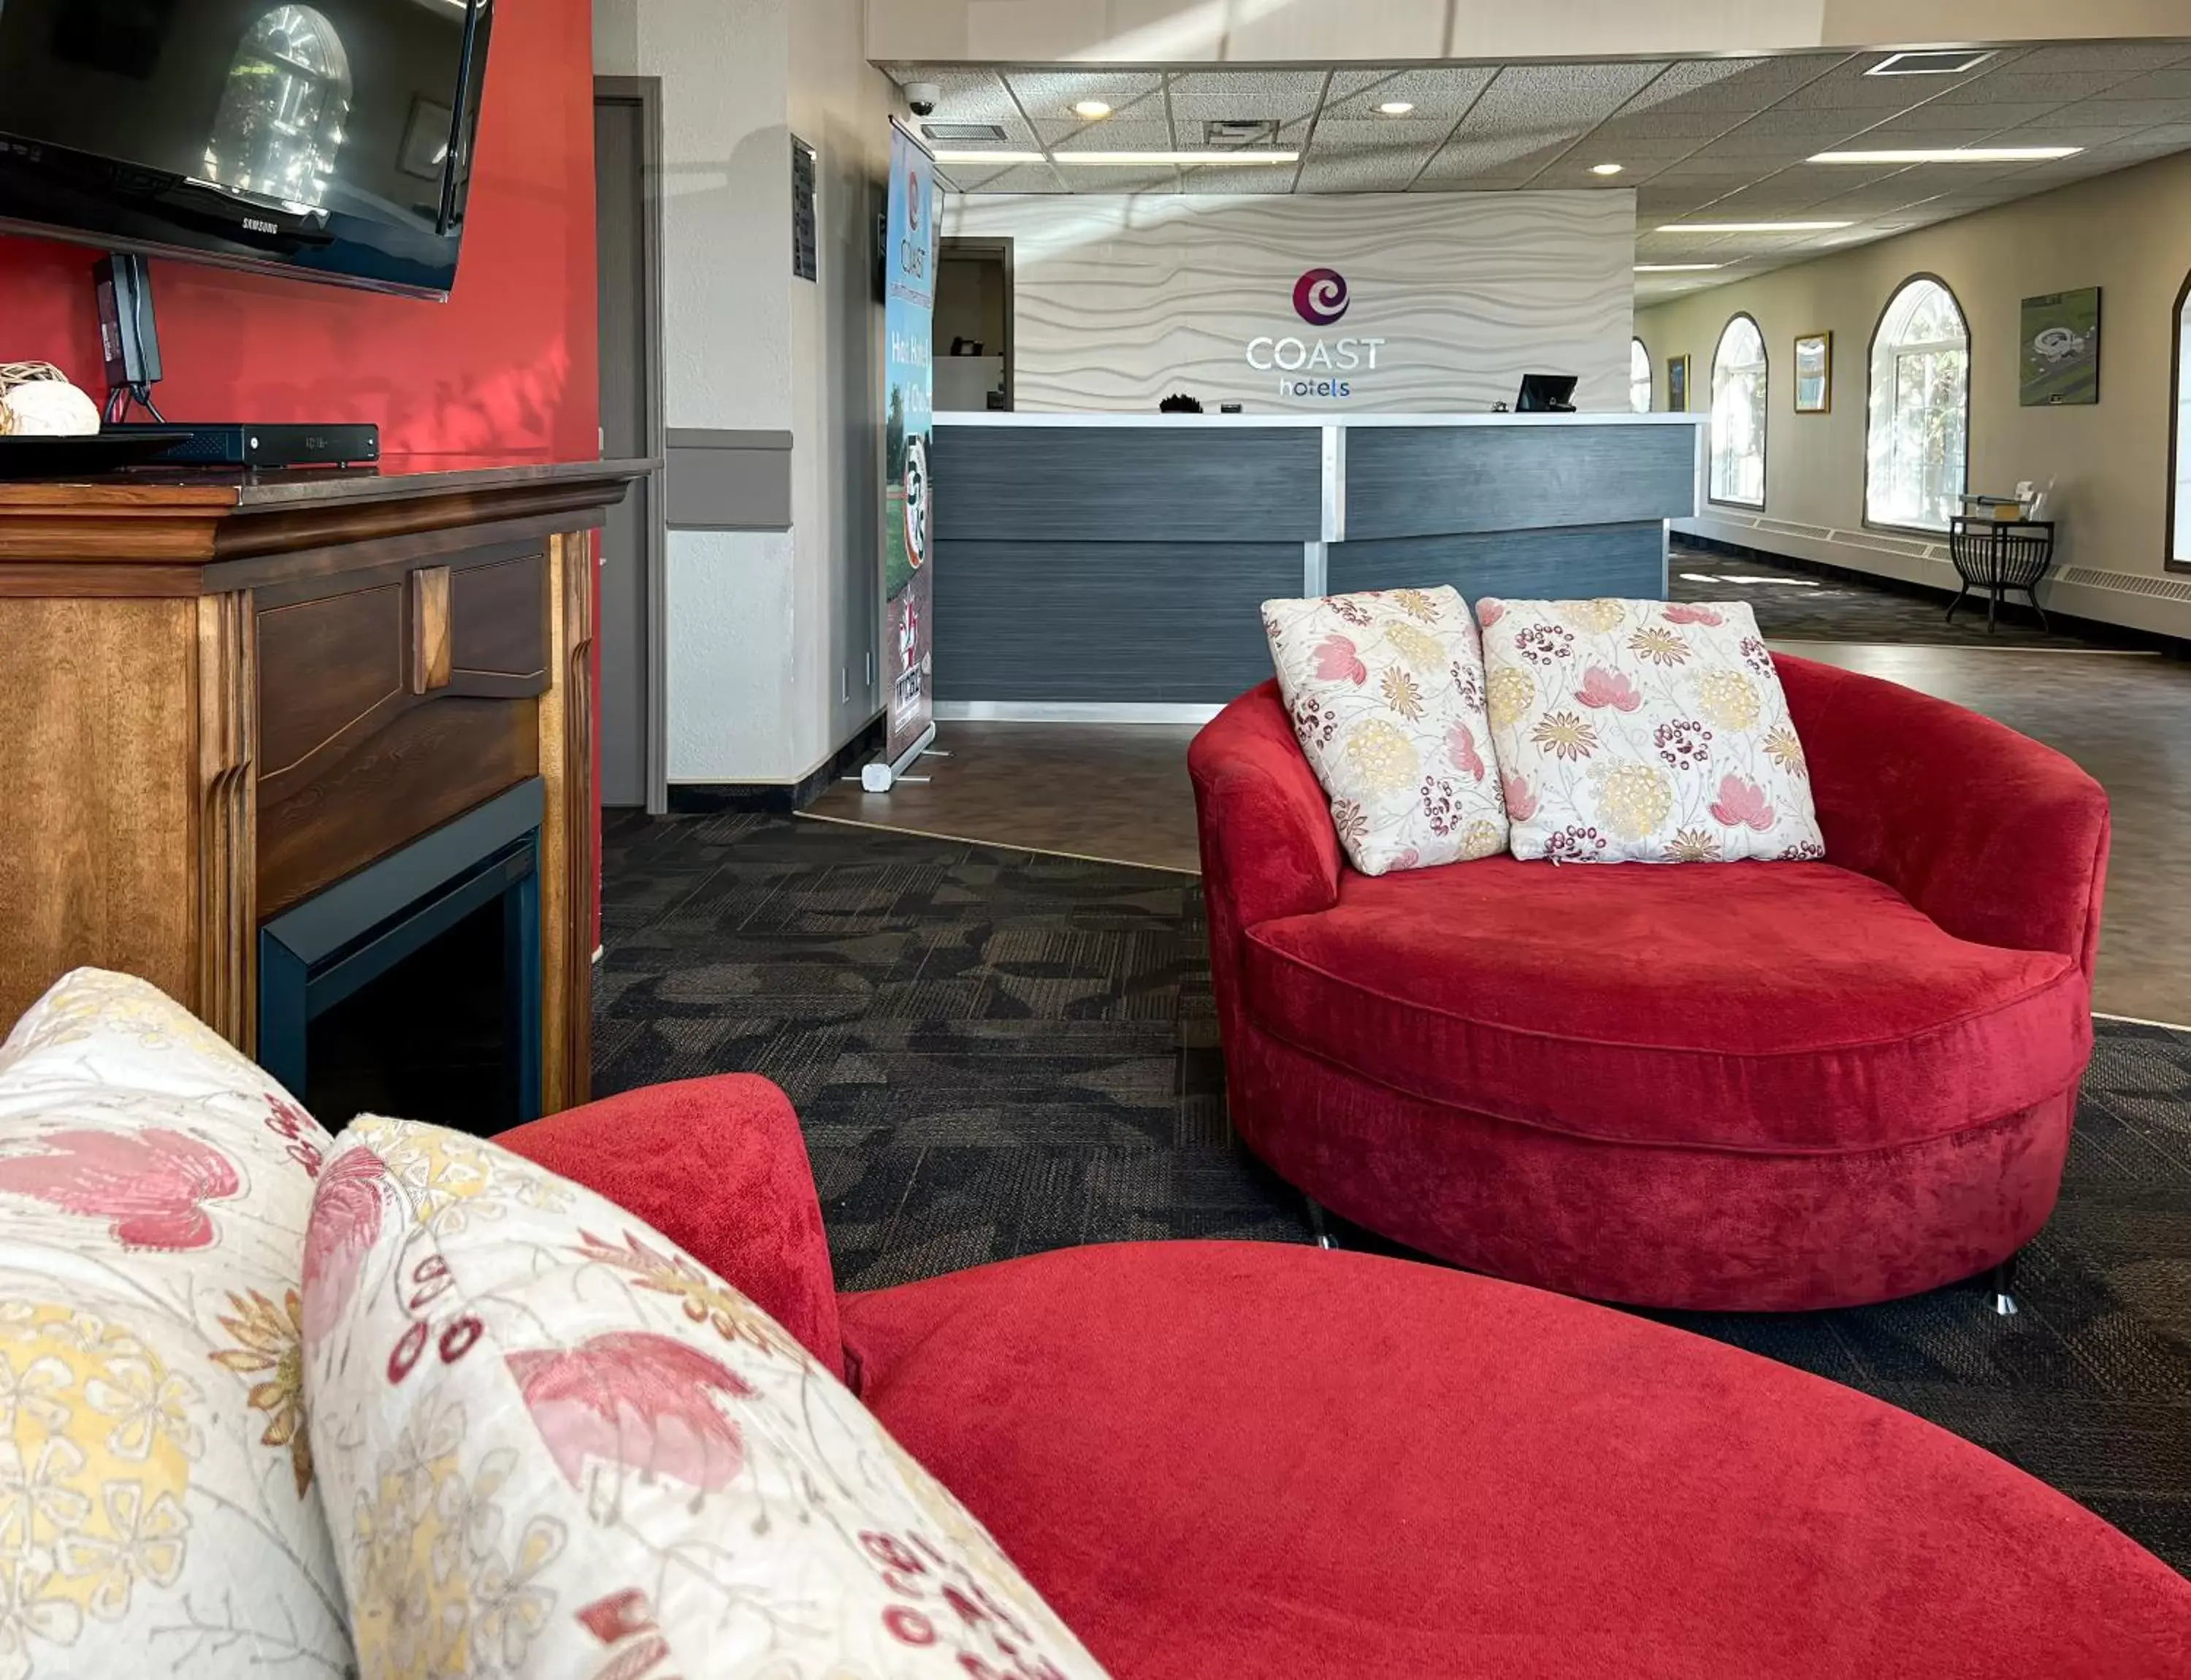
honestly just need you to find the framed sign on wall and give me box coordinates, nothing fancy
[1667,354,1691,413]
[1794,332,1832,413]
[2020,288,2101,406]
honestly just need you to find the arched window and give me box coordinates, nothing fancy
[1710,315,1767,507]
[1629,337,1652,413]
[201,5,351,207]
[1867,277,1970,531]
[2172,272,2191,568]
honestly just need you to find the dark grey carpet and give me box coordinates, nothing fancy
[1667,541,2133,649]
[597,809,2191,1573]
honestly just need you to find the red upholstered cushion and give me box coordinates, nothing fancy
[496,1074,844,1378]
[1242,855,2089,1152]
[841,1241,2191,1679]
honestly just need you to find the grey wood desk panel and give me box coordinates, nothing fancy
[1328,524,1669,602]
[934,539,1301,703]
[933,427,1323,545]
[1344,424,1697,541]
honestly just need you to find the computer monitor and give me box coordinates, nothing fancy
[1516,374,1579,413]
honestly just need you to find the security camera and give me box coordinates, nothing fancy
[905,82,941,118]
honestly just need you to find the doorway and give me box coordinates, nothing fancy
[594,77,667,812]
[934,237,1012,413]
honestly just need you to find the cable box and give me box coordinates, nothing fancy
[108,421,381,470]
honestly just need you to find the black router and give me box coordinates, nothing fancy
[107,420,381,469]
[94,253,380,470]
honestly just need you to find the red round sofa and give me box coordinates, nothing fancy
[1189,653,2111,1311]
[500,1075,2190,1677]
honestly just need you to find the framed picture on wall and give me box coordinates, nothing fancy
[2020,288,2101,405]
[1667,354,1690,413]
[1794,332,1832,413]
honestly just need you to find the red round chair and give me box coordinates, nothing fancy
[501,1074,2190,1678]
[1188,654,2110,1312]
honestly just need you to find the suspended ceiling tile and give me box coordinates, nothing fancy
[1932,70,2126,105]
[1166,69,1329,123]
[947,162,1070,194]
[2046,98,2190,128]
[1870,101,2074,133]
[2013,42,2191,74]
[1295,142,1445,191]
[1414,131,1590,185]
[1595,108,1754,142]
[1321,64,1499,121]
[1176,163,1302,194]
[1041,115,1174,148]
[2093,69,2191,101]
[1459,61,1672,135]
[1620,53,1846,115]
[1002,69,1166,121]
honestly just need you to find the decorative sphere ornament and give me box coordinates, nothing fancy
[0,363,101,437]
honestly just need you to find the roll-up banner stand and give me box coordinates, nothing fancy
[877,116,938,783]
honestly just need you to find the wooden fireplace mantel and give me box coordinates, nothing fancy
[0,457,652,1115]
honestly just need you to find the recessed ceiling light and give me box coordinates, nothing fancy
[1052,150,1299,166]
[1634,263,1725,272]
[1656,220,1855,233]
[1866,49,1995,77]
[1590,162,1625,177]
[1071,100,1113,119]
[1377,100,1415,115]
[1808,145,2083,164]
[930,150,1046,166]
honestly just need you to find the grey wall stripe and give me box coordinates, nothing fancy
[665,428,794,531]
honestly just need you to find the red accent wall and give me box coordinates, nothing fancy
[0,0,600,465]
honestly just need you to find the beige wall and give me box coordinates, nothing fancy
[869,0,2191,64]
[1636,148,2191,638]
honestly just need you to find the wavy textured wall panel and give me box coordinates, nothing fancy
[941,192,1634,414]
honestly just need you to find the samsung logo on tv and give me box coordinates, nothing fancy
[242,218,280,235]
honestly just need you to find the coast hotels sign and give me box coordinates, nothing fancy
[1244,267,1385,400]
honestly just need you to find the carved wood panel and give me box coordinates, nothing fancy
[194,592,256,1050]
[537,530,594,1113]
[258,581,405,781]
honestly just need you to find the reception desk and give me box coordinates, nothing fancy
[930,412,1703,717]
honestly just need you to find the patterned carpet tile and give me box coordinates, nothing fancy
[599,809,2191,1573]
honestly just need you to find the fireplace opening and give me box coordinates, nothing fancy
[259,780,543,1138]
[307,896,513,1132]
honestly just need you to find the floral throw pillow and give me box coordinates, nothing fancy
[1261,585,1509,874]
[304,1115,1112,1680]
[1477,598,1824,864]
[0,969,352,1679]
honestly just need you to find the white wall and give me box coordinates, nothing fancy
[942,191,1635,414]
[607,0,897,786]
[1637,148,2191,638]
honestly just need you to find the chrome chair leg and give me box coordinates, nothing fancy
[1304,1194,1335,1251]
[1986,1253,2019,1317]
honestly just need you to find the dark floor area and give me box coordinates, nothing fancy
[597,809,2191,1573]
[1667,540,2135,649]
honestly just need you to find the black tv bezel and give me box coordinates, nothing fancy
[0,0,494,302]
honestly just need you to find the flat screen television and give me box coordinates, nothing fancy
[0,0,494,299]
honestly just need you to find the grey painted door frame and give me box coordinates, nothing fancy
[594,75,670,816]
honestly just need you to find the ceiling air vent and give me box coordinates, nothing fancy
[1203,118,1282,146]
[922,121,1009,143]
[1865,50,1995,76]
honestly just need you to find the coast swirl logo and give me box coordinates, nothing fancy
[1293,267,1349,326]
